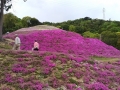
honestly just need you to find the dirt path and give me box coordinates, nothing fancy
[5,39,14,43]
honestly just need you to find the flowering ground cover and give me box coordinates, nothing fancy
[2,29,120,89]
[0,50,120,90]
[4,29,120,58]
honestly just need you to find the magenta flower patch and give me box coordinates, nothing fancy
[4,29,120,59]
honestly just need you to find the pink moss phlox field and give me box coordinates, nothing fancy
[4,29,120,59]
[87,82,110,90]
[0,50,120,89]
[2,29,120,89]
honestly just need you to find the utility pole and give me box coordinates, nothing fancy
[99,8,105,41]
[103,8,105,20]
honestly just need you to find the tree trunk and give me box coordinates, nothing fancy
[0,0,4,41]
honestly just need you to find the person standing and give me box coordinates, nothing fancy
[13,34,21,50]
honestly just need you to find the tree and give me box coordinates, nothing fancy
[61,24,69,30]
[82,31,95,38]
[29,17,42,26]
[21,16,32,27]
[116,32,120,49]
[101,31,117,48]
[21,16,41,27]
[0,0,27,41]
[3,13,23,34]
[69,25,76,32]
[83,17,92,20]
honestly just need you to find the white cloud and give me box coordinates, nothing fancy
[5,0,120,22]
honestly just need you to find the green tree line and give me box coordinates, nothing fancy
[3,13,42,34]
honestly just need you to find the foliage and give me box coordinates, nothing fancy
[82,31,100,38]
[101,31,118,48]
[3,0,12,11]
[30,17,42,26]
[60,24,69,30]
[21,16,42,27]
[3,13,23,33]
[3,14,42,34]
[21,16,32,27]
[69,25,76,32]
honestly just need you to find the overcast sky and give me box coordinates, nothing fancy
[5,0,120,23]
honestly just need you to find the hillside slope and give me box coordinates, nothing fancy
[4,28,120,59]
[0,50,120,89]
[1,27,120,89]
[15,25,59,32]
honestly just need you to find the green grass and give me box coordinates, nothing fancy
[0,40,12,50]
[92,56,120,62]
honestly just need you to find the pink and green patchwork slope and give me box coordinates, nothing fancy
[0,50,120,90]
[1,28,120,89]
[4,29,120,58]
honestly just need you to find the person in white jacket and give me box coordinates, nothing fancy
[13,34,21,50]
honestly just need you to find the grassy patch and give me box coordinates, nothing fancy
[0,40,12,50]
[92,56,120,62]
